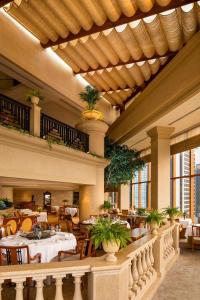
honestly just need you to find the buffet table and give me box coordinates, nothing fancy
[0,232,76,263]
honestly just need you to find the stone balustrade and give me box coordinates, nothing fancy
[0,224,180,300]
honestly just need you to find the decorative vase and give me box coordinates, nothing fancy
[82,109,103,121]
[102,240,120,262]
[170,216,176,224]
[150,222,159,235]
[31,96,40,105]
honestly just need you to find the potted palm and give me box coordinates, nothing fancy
[101,200,112,213]
[146,210,164,235]
[137,208,147,216]
[163,207,182,224]
[26,89,44,105]
[90,218,131,262]
[79,85,103,120]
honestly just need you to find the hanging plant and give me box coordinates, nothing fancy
[105,138,145,188]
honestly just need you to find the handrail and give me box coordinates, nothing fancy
[40,113,89,153]
[0,94,30,132]
[0,224,180,300]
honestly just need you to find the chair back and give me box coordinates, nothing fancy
[0,245,30,265]
[122,210,128,215]
[14,210,22,218]
[192,225,200,237]
[0,224,13,237]
[19,216,37,232]
[78,239,95,260]
[3,217,19,234]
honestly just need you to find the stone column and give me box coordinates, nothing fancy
[76,120,108,157]
[76,120,109,220]
[147,126,174,210]
[0,186,13,201]
[30,103,41,137]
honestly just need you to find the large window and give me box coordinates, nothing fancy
[130,163,151,209]
[171,147,200,219]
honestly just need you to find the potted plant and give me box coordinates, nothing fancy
[79,85,103,120]
[26,89,44,105]
[137,208,147,216]
[146,210,164,235]
[101,200,112,213]
[163,207,182,224]
[89,218,131,262]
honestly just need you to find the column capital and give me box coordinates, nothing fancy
[76,120,109,136]
[147,126,174,139]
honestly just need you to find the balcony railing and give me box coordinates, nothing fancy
[0,94,30,132]
[40,113,89,153]
[0,224,180,300]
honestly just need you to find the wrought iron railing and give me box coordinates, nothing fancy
[40,113,89,153]
[0,94,30,132]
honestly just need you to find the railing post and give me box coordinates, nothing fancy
[54,274,65,300]
[30,103,41,137]
[172,224,180,255]
[72,273,84,300]
[34,276,45,300]
[153,233,165,277]
[14,279,24,300]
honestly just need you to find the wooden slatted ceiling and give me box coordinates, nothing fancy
[4,1,200,107]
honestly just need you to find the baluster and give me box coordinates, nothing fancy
[34,277,45,300]
[0,280,3,300]
[129,261,134,299]
[72,273,84,300]
[132,256,139,295]
[137,253,143,288]
[146,246,152,278]
[149,244,155,274]
[54,275,64,300]
[141,249,147,282]
[15,279,24,300]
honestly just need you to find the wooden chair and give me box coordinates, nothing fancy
[0,245,41,265]
[122,210,128,215]
[19,216,37,232]
[0,224,13,237]
[59,206,65,220]
[192,225,200,251]
[58,238,95,261]
[3,217,19,235]
[72,216,80,232]
[14,210,22,218]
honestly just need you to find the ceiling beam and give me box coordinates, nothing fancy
[74,51,177,74]
[0,0,12,8]
[41,0,197,48]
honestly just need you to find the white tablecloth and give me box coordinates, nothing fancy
[37,212,48,223]
[0,232,76,263]
[185,224,200,238]
[179,218,192,228]
[65,207,77,217]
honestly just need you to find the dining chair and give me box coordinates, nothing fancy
[58,238,95,261]
[3,217,19,235]
[19,216,37,232]
[71,216,80,231]
[192,225,200,251]
[0,224,13,238]
[0,245,41,265]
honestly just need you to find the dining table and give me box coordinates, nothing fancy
[185,224,200,239]
[0,231,76,263]
[65,207,78,217]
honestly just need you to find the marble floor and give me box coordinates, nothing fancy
[153,241,200,300]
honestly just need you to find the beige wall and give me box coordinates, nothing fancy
[0,11,116,126]
[0,126,108,185]
[13,189,73,207]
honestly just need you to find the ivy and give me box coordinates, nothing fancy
[105,138,145,188]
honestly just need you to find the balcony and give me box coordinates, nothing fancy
[0,224,180,300]
[0,94,89,153]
